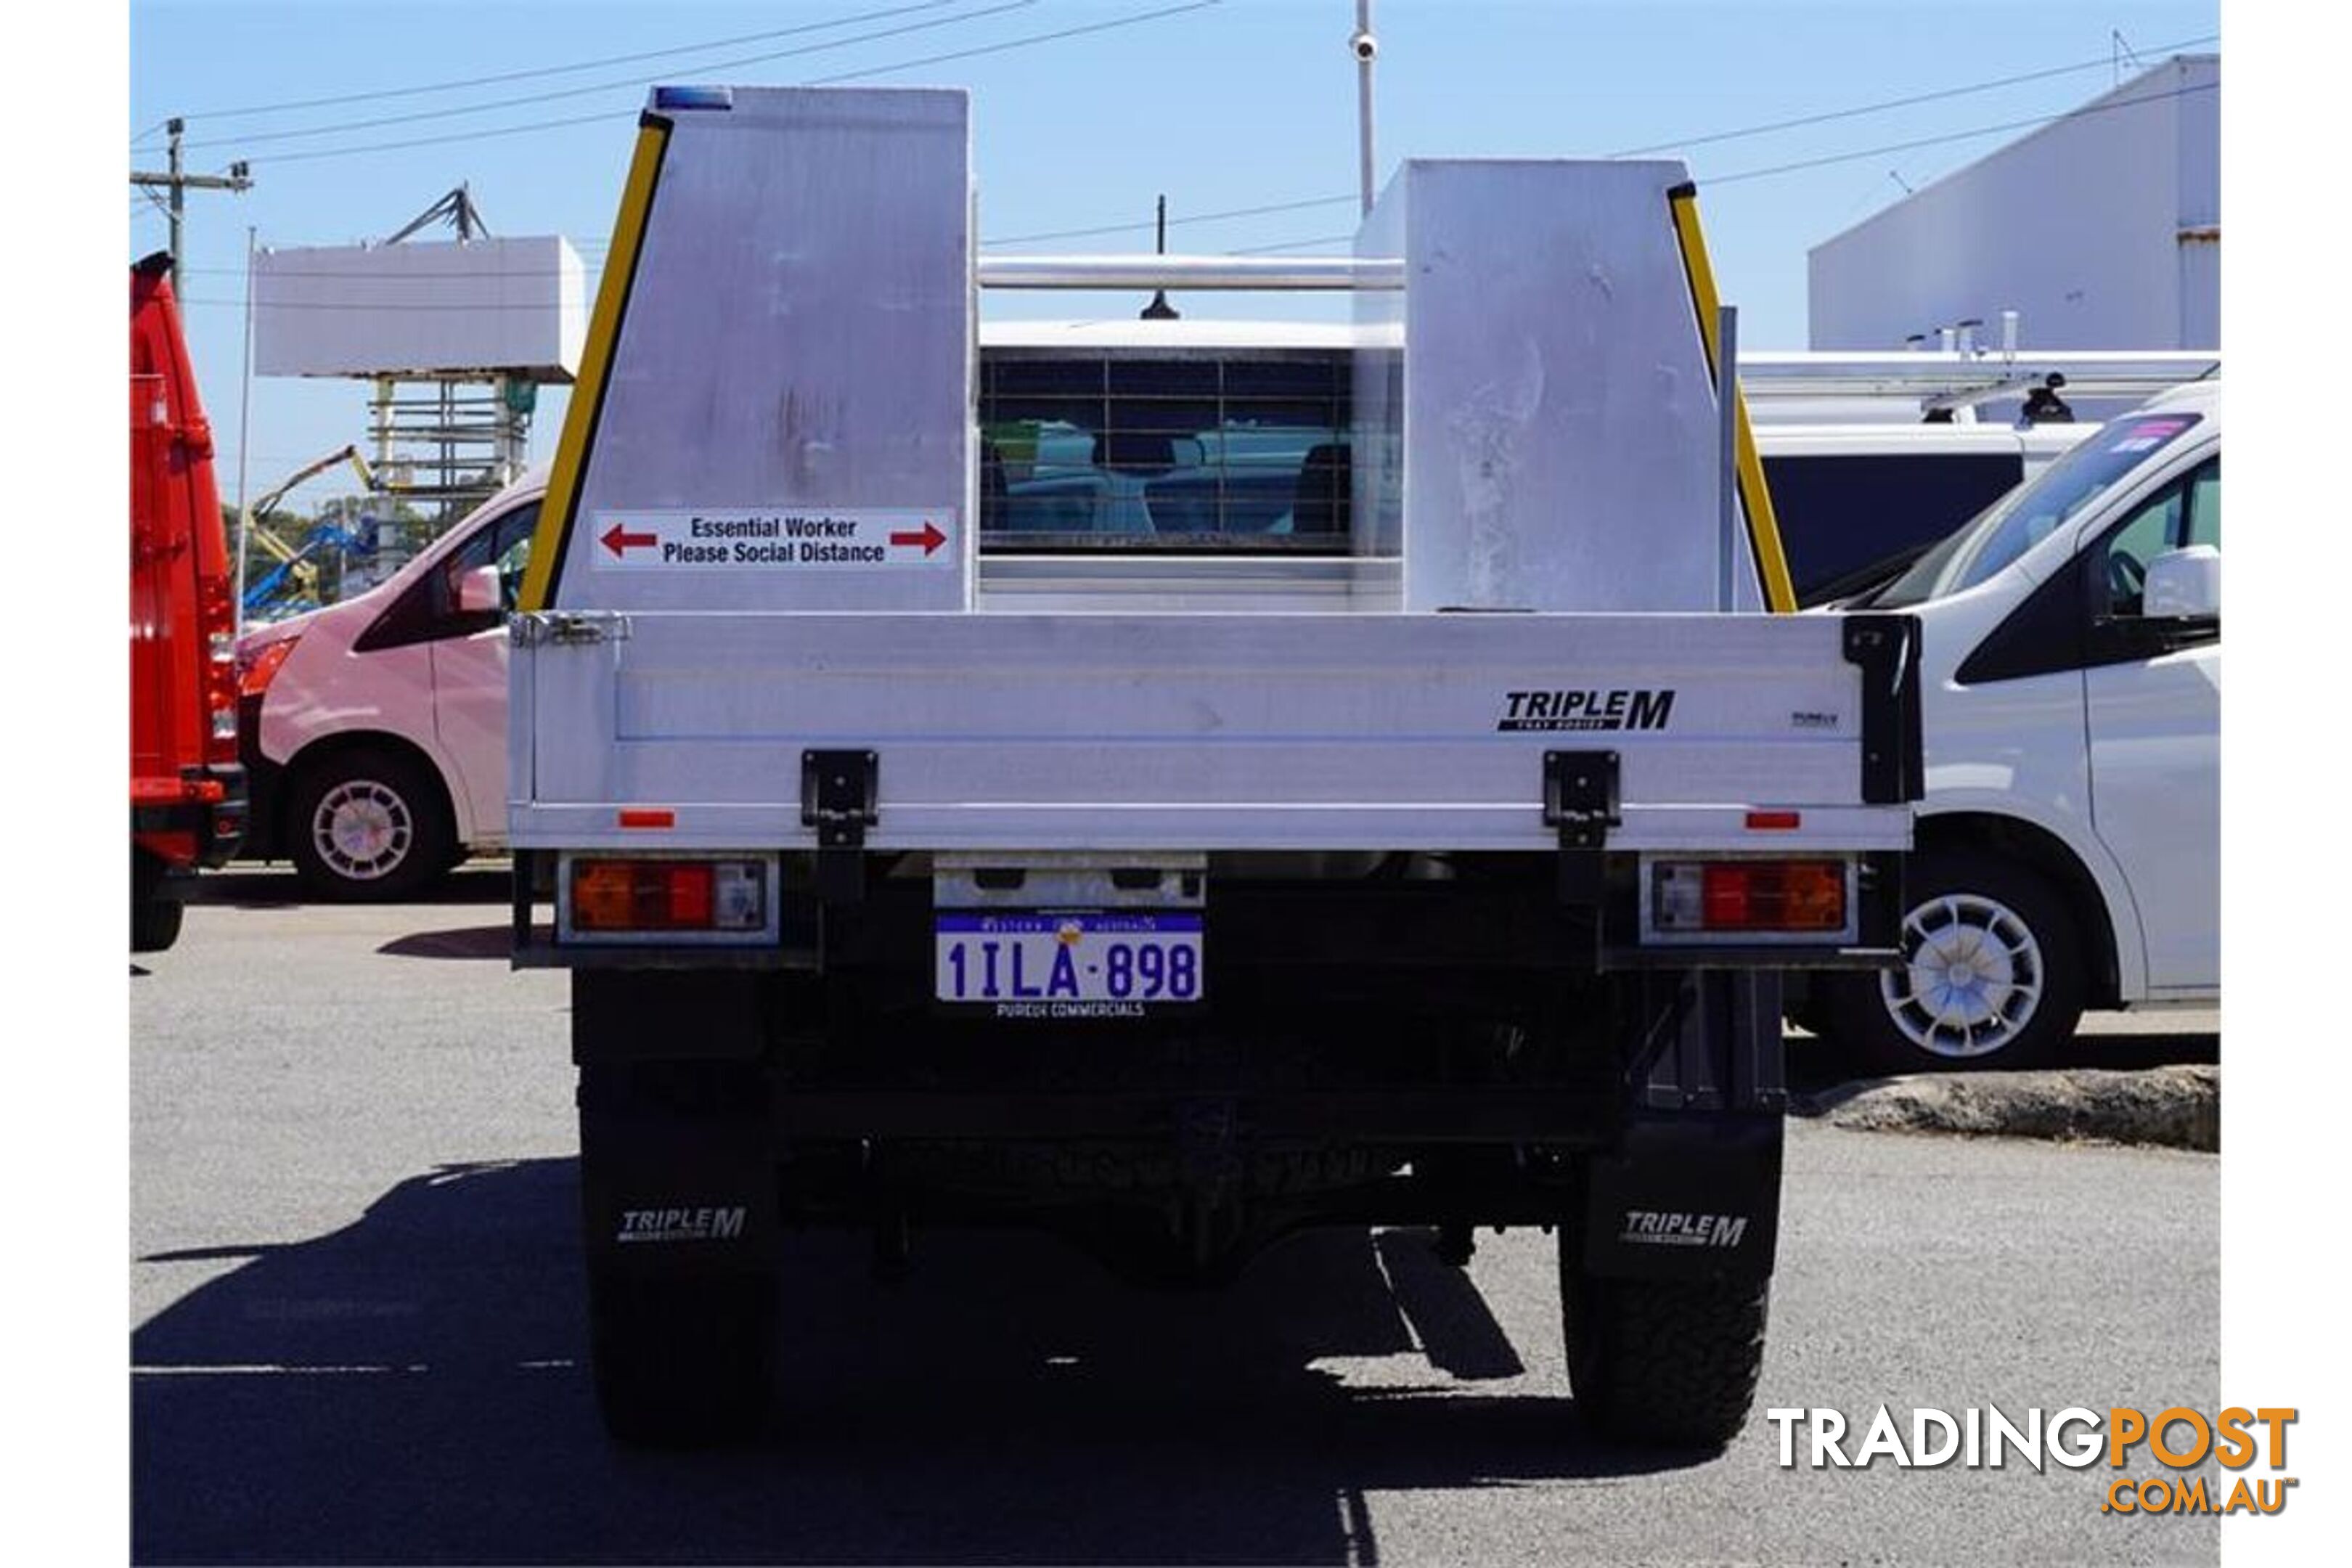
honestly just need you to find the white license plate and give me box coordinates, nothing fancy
[934,910,1204,1014]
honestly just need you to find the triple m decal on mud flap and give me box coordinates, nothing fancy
[616,1205,747,1244]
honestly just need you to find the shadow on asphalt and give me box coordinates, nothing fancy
[377,925,514,960]
[197,864,517,908]
[133,1160,1691,1565]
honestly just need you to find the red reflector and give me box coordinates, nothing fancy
[1746,810,1802,831]
[666,865,713,926]
[1702,865,1755,927]
[617,809,675,830]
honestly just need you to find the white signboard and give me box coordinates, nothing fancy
[587,507,957,571]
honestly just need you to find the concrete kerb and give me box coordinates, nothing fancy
[1789,1063,2218,1152]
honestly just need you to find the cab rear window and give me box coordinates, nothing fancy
[979,352,1350,552]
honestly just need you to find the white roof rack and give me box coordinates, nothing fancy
[1736,350,2219,413]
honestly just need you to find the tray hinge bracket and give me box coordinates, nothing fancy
[1544,749,1621,905]
[801,749,878,903]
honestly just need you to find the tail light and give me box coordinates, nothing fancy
[200,579,240,765]
[560,854,777,944]
[1646,857,1853,944]
[237,636,299,698]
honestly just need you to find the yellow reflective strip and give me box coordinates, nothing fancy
[1668,187,1798,614]
[518,121,669,613]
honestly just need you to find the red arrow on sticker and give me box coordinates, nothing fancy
[889,520,947,555]
[601,522,657,558]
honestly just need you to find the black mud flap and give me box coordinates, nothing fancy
[1581,1114,1783,1283]
[577,1060,781,1275]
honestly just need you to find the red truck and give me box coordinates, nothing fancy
[131,253,245,951]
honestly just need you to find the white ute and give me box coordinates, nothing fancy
[504,87,1927,1451]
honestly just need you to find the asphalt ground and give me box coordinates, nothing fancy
[131,868,2222,1566]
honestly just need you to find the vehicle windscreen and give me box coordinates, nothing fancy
[1868,411,2206,607]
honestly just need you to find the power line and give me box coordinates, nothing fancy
[166,28,2213,290]
[991,192,1357,248]
[234,1,1220,168]
[807,0,1221,83]
[143,1,966,127]
[183,76,2221,280]
[1210,78,2218,258]
[1230,234,1355,256]
[981,30,2218,250]
[247,106,629,168]
[1603,30,2216,158]
[178,0,1039,153]
[1709,78,2216,187]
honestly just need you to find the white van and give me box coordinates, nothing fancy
[1755,422,2091,603]
[1805,380,2221,1071]
[236,475,544,898]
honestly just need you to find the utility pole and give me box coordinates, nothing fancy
[129,118,252,280]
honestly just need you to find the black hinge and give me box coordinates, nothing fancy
[1841,614,1925,804]
[801,749,878,902]
[1544,749,1620,904]
[1544,750,1621,849]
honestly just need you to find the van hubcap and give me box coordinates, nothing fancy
[1881,893,2043,1060]
[312,780,412,881]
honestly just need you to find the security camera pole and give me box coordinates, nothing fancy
[1353,1,1377,216]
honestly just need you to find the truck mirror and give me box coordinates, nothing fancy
[457,563,503,616]
[2141,544,2220,618]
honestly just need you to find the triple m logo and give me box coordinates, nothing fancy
[1497,688,1676,733]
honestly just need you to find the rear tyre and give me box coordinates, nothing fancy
[131,850,184,954]
[1814,847,2085,1075]
[587,1265,777,1447]
[285,747,454,902]
[1561,1263,1771,1450]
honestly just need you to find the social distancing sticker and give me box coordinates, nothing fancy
[588,508,956,571]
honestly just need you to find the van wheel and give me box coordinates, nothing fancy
[286,748,453,902]
[131,850,184,953]
[1816,849,2085,1074]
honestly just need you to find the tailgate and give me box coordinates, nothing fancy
[510,609,1916,854]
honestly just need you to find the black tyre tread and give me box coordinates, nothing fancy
[1565,1275,1769,1450]
[285,746,454,902]
[1815,846,2086,1076]
[131,854,184,954]
[588,1268,776,1448]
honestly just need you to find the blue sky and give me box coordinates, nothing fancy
[128,0,2218,511]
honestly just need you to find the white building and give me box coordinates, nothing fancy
[1808,56,2218,351]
